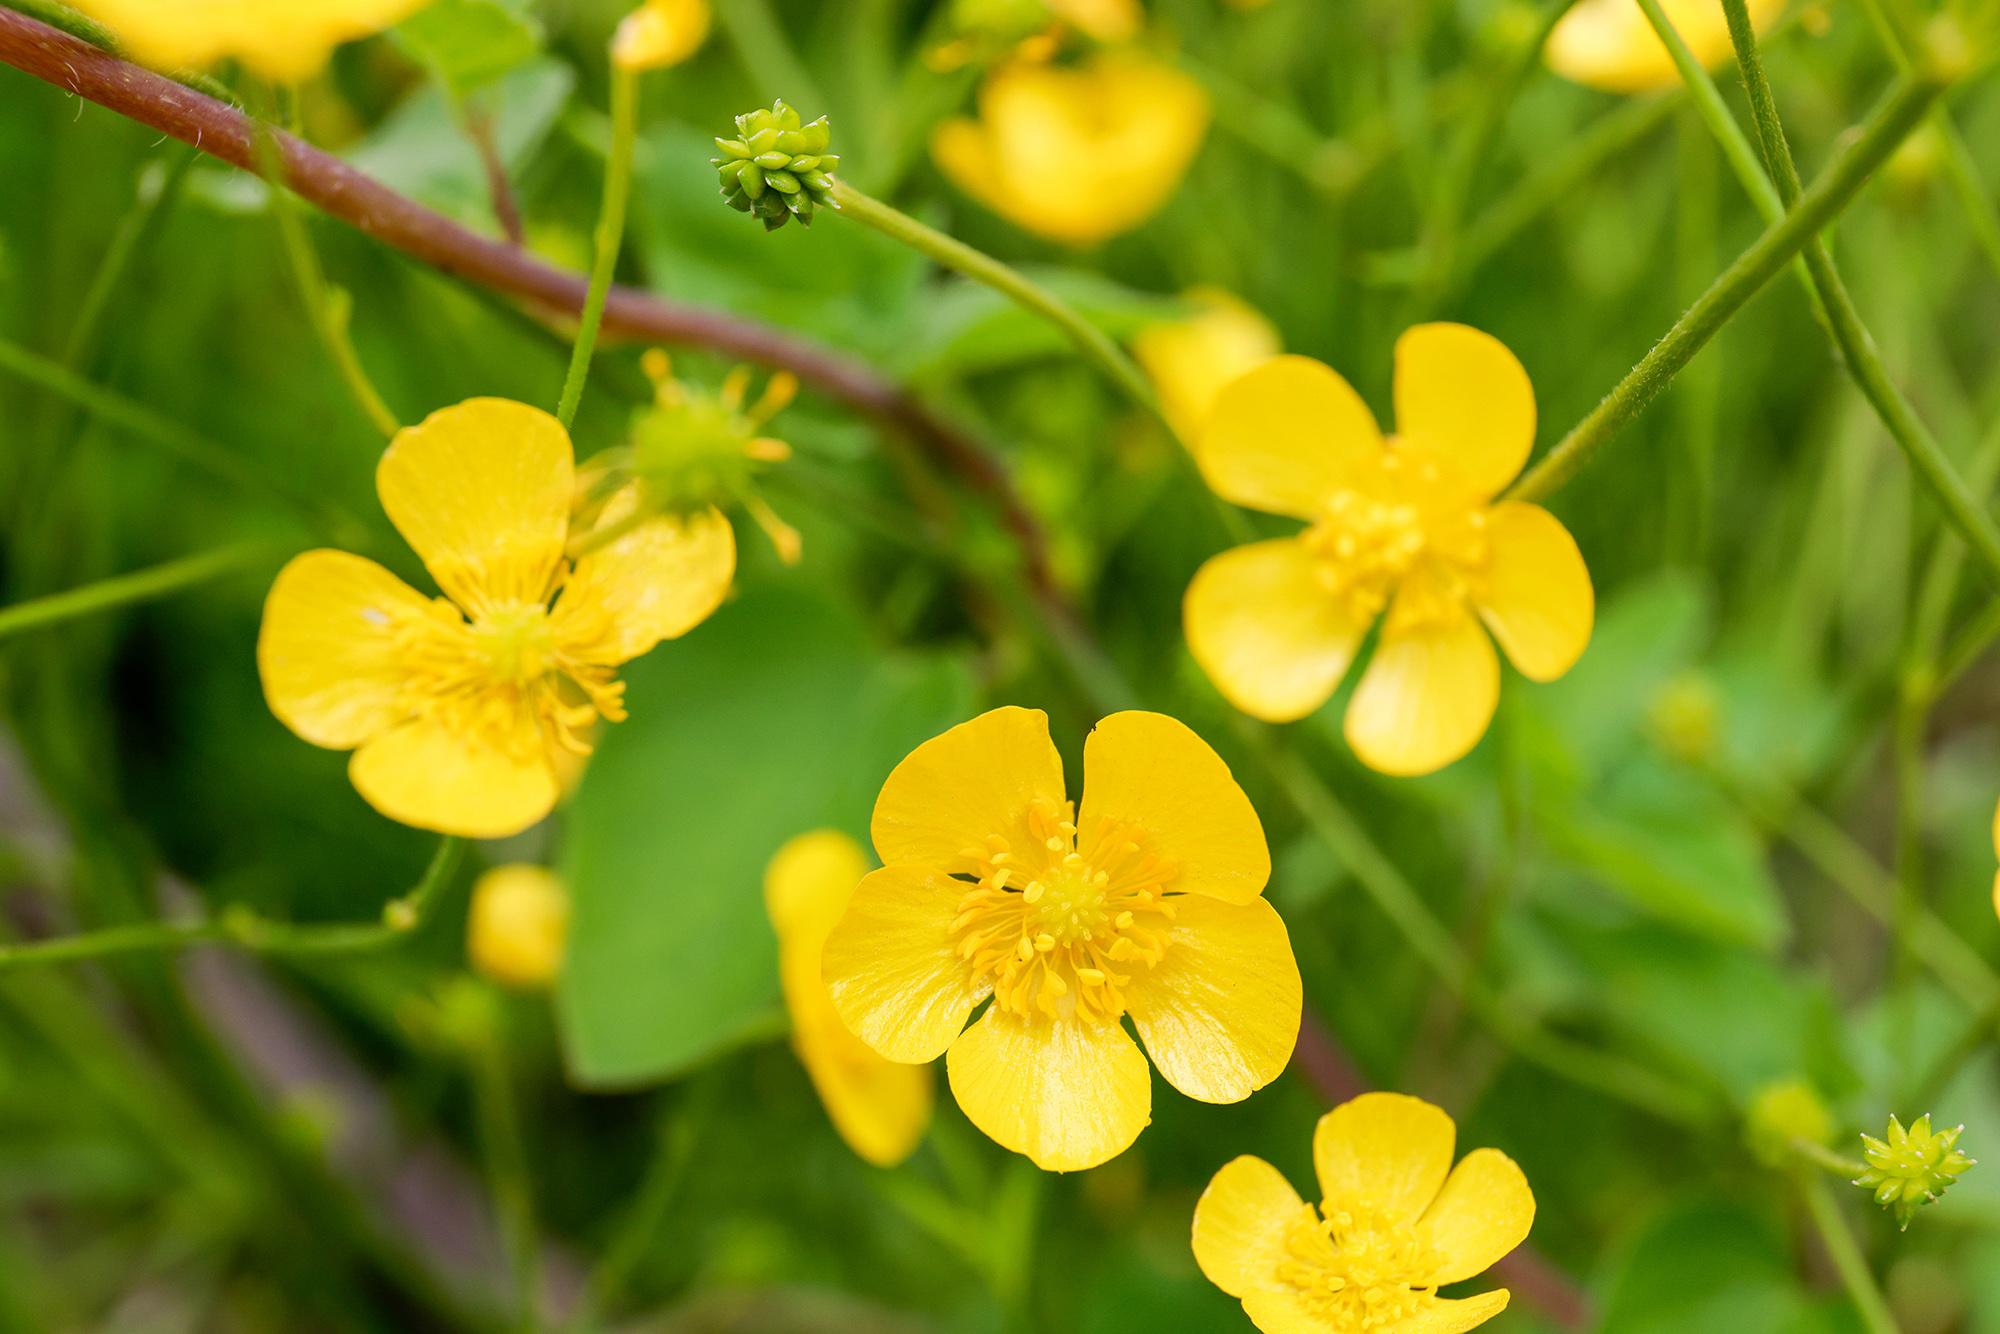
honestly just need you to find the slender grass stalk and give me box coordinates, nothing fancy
[0,545,265,641]
[714,0,828,115]
[1937,598,2000,690]
[252,116,400,440]
[557,62,639,431]
[1912,995,2000,1109]
[1800,1175,1900,1334]
[0,837,465,971]
[1505,72,1946,505]
[471,1033,541,1333]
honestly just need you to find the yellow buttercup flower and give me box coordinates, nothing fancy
[467,864,569,990]
[612,0,711,72]
[257,398,734,839]
[67,0,434,81]
[1184,325,1594,776]
[765,831,934,1167]
[1193,1092,1535,1333]
[823,707,1301,1172]
[1547,0,1786,94]
[1133,288,1282,443]
[931,52,1211,247]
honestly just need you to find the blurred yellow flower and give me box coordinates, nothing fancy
[68,0,433,80]
[1547,0,1786,94]
[1184,326,1594,776]
[931,52,1210,247]
[1991,800,1999,921]
[1133,288,1282,443]
[1193,1092,1535,1333]
[612,0,711,72]
[467,864,569,990]
[764,831,934,1167]
[1047,0,1141,41]
[258,398,734,839]
[824,707,1300,1172]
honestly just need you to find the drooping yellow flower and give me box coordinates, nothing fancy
[1193,1092,1535,1333]
[1546,0,1786,95]
[1184,325,1594,776]
[1133,288,1282,443]
[823,707,1301,1172]
[765,831,934,1167]
[68,0,434,81]
[467,864,570,990]
[931,52,1211,247]
[612,0,711,72]
[258,398,734,839]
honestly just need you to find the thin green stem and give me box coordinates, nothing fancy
[471,1033,541,1332]
[0,837,465,971]
[1505,72,1946,505]
[714,0,828,113]
[1799,1175,1900,1334]
[567,1094,702,1332]
[557,61,638,431]
[0,545,265,641]
[1912,995,2000,1110]
[252,113,400,439]
[1793,1138,1870,1180]
[1937,598,2000,691]
[64,148,197,368]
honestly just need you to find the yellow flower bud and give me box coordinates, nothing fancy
[613,0,711,73]
[467,865,570,990]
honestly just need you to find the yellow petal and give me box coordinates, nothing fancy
[1196,356,1382,519]
[467,864,569,990]
[1423,1148,1536,1285]
[1184,539,1365,723]
[1079,711,1269,905]
[1547,0,1787,94]
[257,550,431,749]
[1393,324,1535,502]
[1191,1155,1306,1298]
[823,865,988,1065]
[1475,503,1593,682]
[945,1008,1151,1171]
[1400,1291,1512,1333]
[1132,288,1282,443]
[870,707,1067,877]
[790,988,936,1168]
[349,714,559,839]
[612,0,710,71]
[377,398,574,619]
[764,829,872,944]
[1313,1092,1456,1227]
[554,499,735,666]
[1343,610,1499,777]
[1127,895,1299,1102]
[66,0,432,80]
[1239,1290,1342,1334]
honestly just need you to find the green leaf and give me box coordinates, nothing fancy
[556,586,976,1088]
[392,0,543,96]
[1600,1200,1851,1333]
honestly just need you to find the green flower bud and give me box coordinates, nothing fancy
[712,100,840,231]
[1854,1114,1976,1230]
[1746,1078,1835,1170]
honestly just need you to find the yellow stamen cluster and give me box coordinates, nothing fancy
[1275,1200,1445,1331]
[949,796,1179,1025]
[1300,450,1491,631]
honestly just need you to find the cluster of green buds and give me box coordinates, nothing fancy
[713,101,839,231]
[575,350,802,562]
[1854,1114,1976,1230]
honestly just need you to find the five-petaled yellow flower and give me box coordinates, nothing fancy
[1184,325,1594,777]
[257,398,734,839]
[467,864,570,990]
[69,0,434,80]
[1134,287,1282,444]
[1193,1092,1535,1333]
[765,831,934,1168]
[823,707,1301,1172]
[1547,0,1785,95]
[931,52,1210,247]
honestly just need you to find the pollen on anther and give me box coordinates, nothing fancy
[1016,938,1034,962]
[1035,933,1056,952]
[1024,881,1045,903]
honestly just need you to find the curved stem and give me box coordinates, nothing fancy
[1505,72,1945,505]
[557,61,638,431]
[0,545,266,640]
[1800,1175,1900,1334]
[1793,1138,1870,1180]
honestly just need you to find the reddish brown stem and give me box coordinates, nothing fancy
[0,5,1059,608]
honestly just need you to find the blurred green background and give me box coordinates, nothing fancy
[4,0,2000,1329]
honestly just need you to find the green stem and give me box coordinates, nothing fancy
[253,110,400,440]
[471,1032,541,1332]
[1800,1174,1900,1334]
[567,1094,702,1332]
[1504,72,1946,505]
[0,836,465,971]
[556,61,638,431]
[1912,995,2000,1110]
[64,148,197,368]
[1681,0,2000,591]
[1793,1138,1870,1180]
[0,545,265,640]
[1937,598,2000,691]
[714,0,828,113]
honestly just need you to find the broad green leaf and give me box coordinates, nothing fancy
[557,586,976,1088]
[393,0,543,96]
